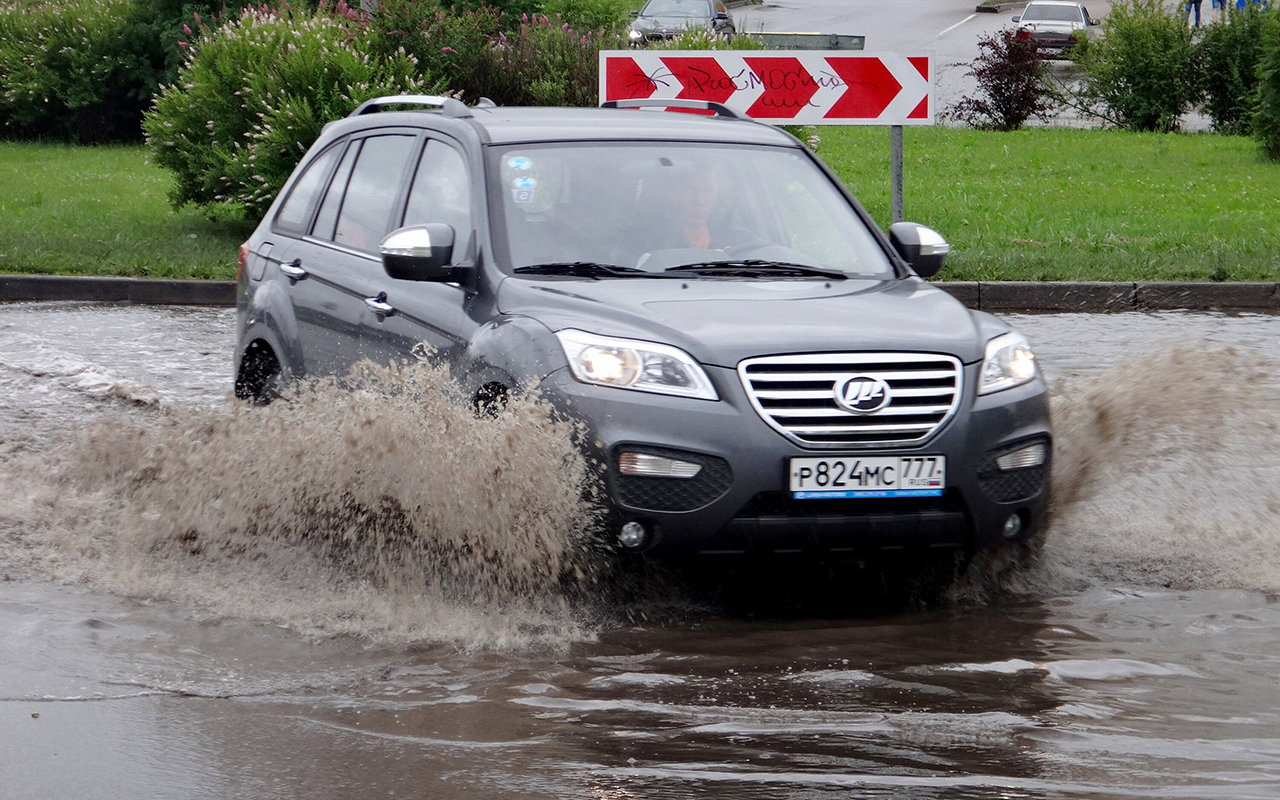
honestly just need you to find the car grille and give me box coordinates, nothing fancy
[737,352,963,449]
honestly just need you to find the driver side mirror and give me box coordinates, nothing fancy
[1011,15,1021,21]
[380,224,458,282]
[629,9,639,16]
[888,222,950,278]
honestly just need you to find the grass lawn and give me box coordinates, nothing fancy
[0,143,251,280]
[0,130,1277,282]
[819,126,1280,281]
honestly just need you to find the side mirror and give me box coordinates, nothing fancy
[714,11,729,19]
[1090,17,1100,25]
[1011,15,1020,21]
[380,224,458,282]
[888,222,950,278]
[629,9,639,16]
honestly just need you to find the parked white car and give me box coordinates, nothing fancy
[1012,0,1100,58]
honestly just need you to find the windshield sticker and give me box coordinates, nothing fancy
[508,156,533,170]
[512,176,537,204]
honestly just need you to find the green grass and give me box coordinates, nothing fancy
[1,131,1277,282]
[819,126,1280,282]
[0,143,251,280]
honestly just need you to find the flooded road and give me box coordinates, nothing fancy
[3,302,1280,799]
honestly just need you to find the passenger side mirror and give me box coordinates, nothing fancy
[1011,15,1020,21]
[888,222,950,279]
[629,9,639,16]
[1089,17,1100,25]
[714,11,729,19]
[380,224,457,282]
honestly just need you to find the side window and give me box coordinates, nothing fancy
[275,144,341,234]
[333,134,417,252]
[312,140,361,241]
[402,140,473,263]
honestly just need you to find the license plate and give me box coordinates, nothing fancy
[789,456,945,499]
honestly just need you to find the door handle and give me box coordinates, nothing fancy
[364,293,395,317]
[279,260,307,280]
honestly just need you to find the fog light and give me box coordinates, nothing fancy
[1002,513,1024,540]
[618,452,702,479]
[619,521,648,549]
[996,443,1047,471]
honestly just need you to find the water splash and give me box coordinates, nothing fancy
[0,360,605,649]
[958,346,1280,600]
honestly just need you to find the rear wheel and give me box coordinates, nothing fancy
[234,340,282,405]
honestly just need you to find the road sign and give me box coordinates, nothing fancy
[599,50,933,126]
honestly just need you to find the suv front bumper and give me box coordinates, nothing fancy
[546,362,1052,556]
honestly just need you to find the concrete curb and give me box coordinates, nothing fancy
[1,275,1278,313]
[976,1,1026,12]
[0,274,235,306]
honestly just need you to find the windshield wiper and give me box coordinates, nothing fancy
[513,262,658,279]
[664,260,848,280]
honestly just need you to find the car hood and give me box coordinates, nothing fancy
[633,15,708,30]
[497,276,987,367]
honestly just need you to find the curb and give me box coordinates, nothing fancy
[0,274,235,306]
[976,1,1026,11]
[933,281,1280,312]
[1,275,1278,313]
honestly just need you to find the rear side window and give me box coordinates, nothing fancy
[312,140,361,242]
[333,135,417,252]
[403,140,472,262]
[275,144,342,234]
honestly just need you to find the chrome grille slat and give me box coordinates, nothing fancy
[767,405,954,418]
[737,352,963,450]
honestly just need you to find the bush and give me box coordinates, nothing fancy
[0,0,223,143]
[145,3,440,219]
[1198,3,1267,135]
[661,26,767,49]
[538,0,633,32]
[464,15,627,106]
[1257,10,1280,160]
[1070,0,1199,132]
[0,0,142,142]
[946,30,1055,131]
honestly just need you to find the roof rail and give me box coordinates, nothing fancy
[349,95,474,119]
[600,98,748,120]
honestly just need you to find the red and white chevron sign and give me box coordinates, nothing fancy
[599,50,933,125]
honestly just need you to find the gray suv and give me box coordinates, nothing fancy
[234,96,1051,556]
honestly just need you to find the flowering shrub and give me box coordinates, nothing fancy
[145,4,440,219]
[537,0,632,33]
[1257,12,1280,160]
[0,0,147,141]
[945,31,1055,131]
[465,14,625,107]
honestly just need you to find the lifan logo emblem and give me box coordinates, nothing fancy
[836,376,891,414]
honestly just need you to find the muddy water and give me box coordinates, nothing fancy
[3,302,1280,799]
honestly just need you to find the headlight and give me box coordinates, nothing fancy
[555,329,718,400]
[628,28,644,40]
[978,332,1038,395]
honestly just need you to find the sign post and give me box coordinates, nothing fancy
[600,50,933,220]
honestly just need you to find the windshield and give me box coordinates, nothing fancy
[1021,4,1083,22]
[641,0,711,16]
[490,143,895,280]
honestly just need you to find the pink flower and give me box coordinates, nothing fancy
[183,24,192,36]
[522,12,528,21]
[178,41,188,48]
[562,22,569,30]
[441,46,456,53]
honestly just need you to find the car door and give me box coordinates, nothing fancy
[359,135,481,369]
[276,132,420,376]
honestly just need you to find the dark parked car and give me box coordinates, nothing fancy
[234,96,1052,557]
[628,0,735,43]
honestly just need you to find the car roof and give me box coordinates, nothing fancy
[324,106,799,148]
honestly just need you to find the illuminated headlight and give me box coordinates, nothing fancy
[555,329,718,400]
[628,28,644,40]
[978,332,1038,395]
